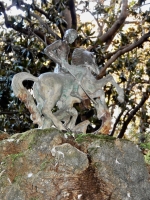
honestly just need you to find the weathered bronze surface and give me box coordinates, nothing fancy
[12,29,124,134]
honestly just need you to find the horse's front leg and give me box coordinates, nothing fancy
[95,97,108,121]
[54,106,71,128]
[109,76,124,103]
[54,100,78,131]
[94,98,111,135]
[101,74,124,103]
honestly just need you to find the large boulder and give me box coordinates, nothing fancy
[0,128,150,200]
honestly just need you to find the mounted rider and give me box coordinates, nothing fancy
[44,29,99,102]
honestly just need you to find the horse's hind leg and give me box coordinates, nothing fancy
[53,106,78,130]
[54,97,79,130]
[33,83,52,128]
[42,100,66,131]
[25,83,43,127]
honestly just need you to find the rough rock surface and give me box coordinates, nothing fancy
[0,128,150,200]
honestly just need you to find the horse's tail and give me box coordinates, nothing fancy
[12,72,38,97]
[11,72,42,126]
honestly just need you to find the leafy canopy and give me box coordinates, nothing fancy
[0,0,149,142]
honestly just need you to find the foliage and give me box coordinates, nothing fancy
[0,0,149,143]
[144,151,150,164]
[140,135,150,164]
[75,133,116,143]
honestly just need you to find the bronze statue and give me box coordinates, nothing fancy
[11,29,124,134]
[44,29,100,101]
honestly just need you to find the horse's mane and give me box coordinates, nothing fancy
[71,48,95,66]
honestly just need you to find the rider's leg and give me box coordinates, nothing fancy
[57,88,69,109]
[57,81,74,109]
[70,73,84,100]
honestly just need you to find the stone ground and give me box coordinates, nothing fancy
[0,128,150,200]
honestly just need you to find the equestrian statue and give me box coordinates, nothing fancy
[11,29,124,134]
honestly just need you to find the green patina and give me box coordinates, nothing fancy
[9,128,117,148]
[40,159,50,170]
[10,152,25,164]
[140,142,150,150]
[75,133,116,143]
[1,152,25,168]
[27,128,61,149]
[144,151,150,164]
[10,128,58,149]
[140,143,150,164]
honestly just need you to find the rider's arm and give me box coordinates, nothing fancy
[44,40,62,65]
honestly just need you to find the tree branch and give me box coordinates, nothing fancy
[105,44,130,59]
[52,0,77,35]
[31,1,48,17]
[97,31,150,79]
[117,87,149,138]
[85,7,103,36]
[0,1,60,44]
[68,0,77,30]
[110,109,125,136]
[99,0,128,43]
[30,12,60,39]
[87,0,128,51]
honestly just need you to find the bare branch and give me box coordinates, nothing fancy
[117,87,149,138]
[30,12,60,39]
[110,109,125,136]
[31,2,48,17]
[18,1,61,40]
[31,31,47,46]
[105,44,130,59]
[97,31,150,79]
[87,0,129,51]
[52,0,77,35]
[68,0,77,30]
[0,1,61,45]
[85,7,103,36]
[99,0,128,43]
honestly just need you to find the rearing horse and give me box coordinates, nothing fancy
[11,59,124,133]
